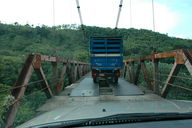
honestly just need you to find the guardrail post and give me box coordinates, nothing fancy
[141,61,153,90]
[51,62,58,95]
[83,64,86,75]
[183,50,192,75]
[126,64,130,80]
[73,63,78,82]
[76,63,79,80]
[131,62,135,82]
[127,63,131,82]
[123,63,127,78]
[67,63,73,85]
[56,63,67,94]
[127,62,135,83]
[79,64,83,77]
[85,64,88,74]
[134,62,141,85]
[152,59,159,94]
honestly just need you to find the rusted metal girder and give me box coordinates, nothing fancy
[161,62,182,97]
[4,54,90,128]
[34,67,53,98]
[130,62,135,83]
[4,55,35,128]
[51,62,58,95]
[124,49,192,98]
[67,65,73,85]
[78,64,83,78]
[140,61,153,90]
[183,50,192,75]
[124,49,188,64]
[152,59,159,94]
[73,63,78,82]
[127,63,133,82]
[56,63,67,94]
[134,62,141,85]
[123,63,127,78]
[39,54,88,65]
[76,64,81,79]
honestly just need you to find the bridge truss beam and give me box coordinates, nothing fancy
[4,54,89,128]
[123,49,192,98]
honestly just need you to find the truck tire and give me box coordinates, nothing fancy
[113,76,118,84]
[93,77,97,83]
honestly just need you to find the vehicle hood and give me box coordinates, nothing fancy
[17,94,192,128]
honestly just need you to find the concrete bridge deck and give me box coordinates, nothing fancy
[18,73,192,128]
[69,75,144,97]
[37,74,160,112]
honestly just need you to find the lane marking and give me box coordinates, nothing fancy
[165,100,181,110]
[54,115,61,120]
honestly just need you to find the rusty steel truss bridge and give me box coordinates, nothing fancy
[1,49,192,128]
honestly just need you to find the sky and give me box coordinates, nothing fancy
[0,0,191,39]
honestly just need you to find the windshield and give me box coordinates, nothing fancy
[0,0,192,128]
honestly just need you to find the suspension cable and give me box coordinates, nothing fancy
[115,0,123,29]
[75,0,86,40]
[129,0,132,28]
[152,0,155,31]
[52,0,55,26]
[76,0,83,27]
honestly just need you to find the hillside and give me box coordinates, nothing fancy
[0,23,192,126]
[0,23,191,60]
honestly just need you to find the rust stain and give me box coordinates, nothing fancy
[33,55,41,69]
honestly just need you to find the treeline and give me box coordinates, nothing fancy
[0,23,192,59]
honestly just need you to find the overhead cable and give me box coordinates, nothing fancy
[129,0,132,28]
[76,0,84,29]
[152,0,155,31]
[115,0,123,29]
[52,0,55,26]
[75,0,86,39]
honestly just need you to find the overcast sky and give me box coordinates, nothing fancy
[0,0,191,39]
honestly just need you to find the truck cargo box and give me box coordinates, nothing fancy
[90,37,123,83]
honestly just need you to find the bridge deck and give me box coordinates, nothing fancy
[37,74,151,112]
[18,73,192,128]
[69,74,144,96]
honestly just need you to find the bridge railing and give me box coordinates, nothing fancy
[1,54,90,128]
[123,49,192,98]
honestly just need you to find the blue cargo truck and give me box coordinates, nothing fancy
[90,37,123,84]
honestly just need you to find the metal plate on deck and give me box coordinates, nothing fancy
[114,78,144,96]
[70,78,99,96]
[70,75,144,96]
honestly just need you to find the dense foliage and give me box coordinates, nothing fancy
[0,22,191,126]
[0,23,191,59]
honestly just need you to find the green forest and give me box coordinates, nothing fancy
[0,22,192,126]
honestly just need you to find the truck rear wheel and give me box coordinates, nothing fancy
[93,77,97,83]
[113,77,118,84]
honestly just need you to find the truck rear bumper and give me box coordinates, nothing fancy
[92,69,120,81]
[92,67,123,71]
